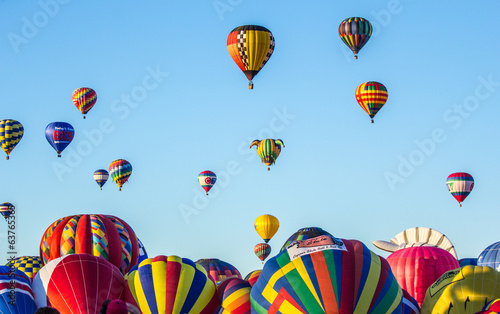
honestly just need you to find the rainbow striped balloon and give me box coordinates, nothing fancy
[355,81,388,123]
[0,119,24,160]
[339,17,373,59]
[215,277,251,314]
[109,159,132,191]
[72,87,97,119]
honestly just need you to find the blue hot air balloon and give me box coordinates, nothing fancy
[45,122,75,157]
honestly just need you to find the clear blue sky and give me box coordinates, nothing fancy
[1,1,500,277]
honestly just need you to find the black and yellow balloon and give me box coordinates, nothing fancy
[0,119,24,160]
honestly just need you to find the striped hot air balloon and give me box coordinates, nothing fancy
[215,277,251,314]
[0,119,24,160]
[0,202,14,220]
[72,87,97,119]
[227,25,275,89]
[254,243,271,262]
[244,270,262,287]
[446,172,474,206]
[355,81,388,123]
[109,159,132,191]
[339,17,373,59]
[198,170,217,195]
[93,169,109,190]
[249,139,284,170]
[195,258,242,284]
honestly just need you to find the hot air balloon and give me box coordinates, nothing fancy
[249,139,284,170]
[227,25,274,89]
[72,87,97,119]
[459,258,478,267]
[254,243,271,262]
[478,299,500,313]
[421,266,500,314]
[93,169,109,190]
[6,256,42,282]
[0,266,37,313]
[39,214,139,274]
[254,214,279,243]
[355,81,388,123]
[280,226,334,252]
[478,241,500,272]
[125,255,218,314]
[32,254,125,313]
[0,202,14,220]
[198,170,217,195]
[402,289,421,314]
[215,277,251,314]
[195,258,242,284]
[446,172,474,207]
[45,122,74,157]
[251,234,404,313]
[244,270,262,287]
[339,17,373,59]
[0,119,23,160]
[109,159,132,191]
[387,246,460,306]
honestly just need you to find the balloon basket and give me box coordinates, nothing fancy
[5,156,9,160]
[248,81,254,89]
[83,116,86,119]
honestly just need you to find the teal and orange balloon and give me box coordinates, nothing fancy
[93,169,109,190]
[198,170,217,195]
[109,159,132,191]
[227,25,275,89]
[72,87,97,119]
[0,119,24,160]
[355,81,388,123]
[249,139,284,170]
[339,17,373,59]
[446,172,474,207]
[254,243,271,262]
[0,202,14,220]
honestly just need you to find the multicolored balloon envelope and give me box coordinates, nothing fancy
[0,119,24,160]
[401,289,421,314]
[244,270,262,287]
[478,299,500,313]
[249,139,284,170]
[198,170,217,195]
[45,122,75,157]
[6,256,42,282]
[421,266,500,314]
[478,241,500,271]
[126,255,218,314]
[39,214,139,274]
[355,81,388,123]
[109,159,132,191]
[0,202,14,220]
[32,254,125,313]
[446,172,474,206]
[215,277,251,314]
[280,226,334,252]
[0,266,37,313]
[254,214,279,243]
[72,87,97,119]
[254,243,271,262]
[251,234,404,313]
[227,25,274,89]
[339,17,373,59]
[387,247,460,306]
[195,258,242,284]
[93,169,109,190]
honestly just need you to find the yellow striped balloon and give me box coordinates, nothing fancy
[0,119,24,160]
[108,159,132,191]
[355,81,388,123]
[249,139,284,170]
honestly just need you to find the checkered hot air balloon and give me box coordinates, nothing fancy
[6,256,42,282]
[198,170,217,195]
[446,172,474,207]
[93,169,109,190]
[109,159,132,191]
[0,119,23,160]
[72,87,97,119]
[227,25,274,89]
[339,17,373,59]
[249,139,284,170]
[355,81,388,123]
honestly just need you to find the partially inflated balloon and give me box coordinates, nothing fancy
[0,202,14,220]
[478,241,500,271]
[446,172,474,207]
[249,139,284,170]
[198,170,217,195]
[196,258,242,284]
[421,266,500,314]
[280,226,334,252]
[0,119,23,160]
[479,299,500,313]
[227,25,274,89]
[339,17,372,59]
[254,214,279,243]
[254,243,271,262]
[126,255,217,314]
[72,87,97,119]
[355,81,388,123]
[216,277,251,314]
[93,169,109,190]
[6,256,42,282]
[109,159,132,191]
[0,266,37,313]
[45,122,74,157]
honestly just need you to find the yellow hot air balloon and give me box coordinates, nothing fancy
[254,214,279,243]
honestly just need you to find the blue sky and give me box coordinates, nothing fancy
[1,1,500,277]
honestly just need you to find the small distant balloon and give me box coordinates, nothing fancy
[254,243,271,262]
[339,17,373,59]
[254,214,279,243]
[198,170,217,195]
[446,172,474,207]
[72,87,97,119]
[109,159,132,191]
[355,81,388,123]
[93,169,109,190]
[45,122,74,157]
[0,119,24,160]
[0,202,14,220]
[249,139,284,170]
